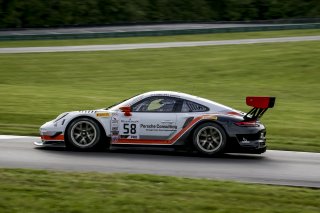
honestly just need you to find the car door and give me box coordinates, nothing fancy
[114,96,179,144]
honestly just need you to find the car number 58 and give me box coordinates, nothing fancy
[123,123,137,134]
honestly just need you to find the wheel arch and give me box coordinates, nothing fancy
[190,120,228,155]
[183,119,229,145]
[64,115,108,140]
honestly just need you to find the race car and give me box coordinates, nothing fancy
[35,91,275,155]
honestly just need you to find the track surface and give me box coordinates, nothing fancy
[0,136,319,188]
[1,35,320,53]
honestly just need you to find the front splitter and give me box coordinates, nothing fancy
[34,140,66,148]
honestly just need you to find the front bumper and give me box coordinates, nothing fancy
[36,121,66,147]
[34,131,66,147]
[35,132,65,147]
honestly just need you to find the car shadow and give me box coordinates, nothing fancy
[35,146,265,160]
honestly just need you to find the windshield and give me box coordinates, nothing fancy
[106,94,143,111]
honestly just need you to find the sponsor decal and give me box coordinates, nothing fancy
[96,112,110,117]
[148,93,179,98]
[201,115,217,120]
[111,114,120,142]
[140,123,177,132]
[120,135,138,139]
[111,113,119,123]
[111,134,119,143]
[241,137,250,144]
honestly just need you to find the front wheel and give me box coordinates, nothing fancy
[66,118,102,150]
[192,123,227,155]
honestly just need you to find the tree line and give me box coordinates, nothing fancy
[0,0,319,28]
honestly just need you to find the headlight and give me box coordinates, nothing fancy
[54,112,69,122]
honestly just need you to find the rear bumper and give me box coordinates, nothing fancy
[226,144,267,154]
[226,130,267,154]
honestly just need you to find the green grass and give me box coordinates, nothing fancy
[0,29,319,47]
[0,168,319,213]
[0,39,319,152]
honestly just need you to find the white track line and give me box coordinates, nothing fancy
[0,135,40,142]
[0,35,319,53]
[0,135,33,139]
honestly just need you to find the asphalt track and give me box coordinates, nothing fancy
[0,35,320,53]
[0,136,319,188]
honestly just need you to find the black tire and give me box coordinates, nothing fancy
[192,122,227,155]
[65,117,107,151]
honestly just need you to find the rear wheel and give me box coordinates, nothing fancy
[66,118,105,150]
[193,123,226,155]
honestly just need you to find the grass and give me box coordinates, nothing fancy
[0,29,319,47]
[0,168,319,213]
[0,36,319,152]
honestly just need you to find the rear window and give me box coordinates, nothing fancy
[181,100,209,112]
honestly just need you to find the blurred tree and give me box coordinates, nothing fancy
[1,0,23,27]
[118,0,149,22]
[262,0,314,19]
[0,0,3,27]
[149,0,211,21]
[0,0,319,28]
[97,0,121,23]
[309,0,320,17]
[222,0,259,20]
[206,0,228,20]
[22,0,48,27]
[72,0,101,25]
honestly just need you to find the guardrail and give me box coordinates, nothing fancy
[0,23,319,41]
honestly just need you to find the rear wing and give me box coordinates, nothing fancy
[244,97,276,121]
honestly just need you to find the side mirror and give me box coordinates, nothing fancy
[119,106,132,116]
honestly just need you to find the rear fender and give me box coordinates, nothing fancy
[174,119,229,146]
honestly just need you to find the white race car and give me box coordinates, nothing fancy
[35,91,275,155]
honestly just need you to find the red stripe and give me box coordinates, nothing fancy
[41,135,64,141]
[116,139,170,144]
[168,116,202,143]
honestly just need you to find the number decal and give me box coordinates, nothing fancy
[123,123,137,135]
[130,124,136,134]
[120,118,139,139]
[123,123,129,134]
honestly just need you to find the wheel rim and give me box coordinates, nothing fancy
[70,121,97,148]
[196,126,223,153]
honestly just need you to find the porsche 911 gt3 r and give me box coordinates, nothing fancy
[35,91,275,155]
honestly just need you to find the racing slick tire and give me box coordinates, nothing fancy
[65,117,107,151]
[192,122,227,155]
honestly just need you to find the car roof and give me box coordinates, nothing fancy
[138,91,238,113]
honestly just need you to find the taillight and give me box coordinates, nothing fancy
[234,120,259,127]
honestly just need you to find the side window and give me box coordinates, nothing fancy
[132,97,177,112]
[181,100,208,112]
